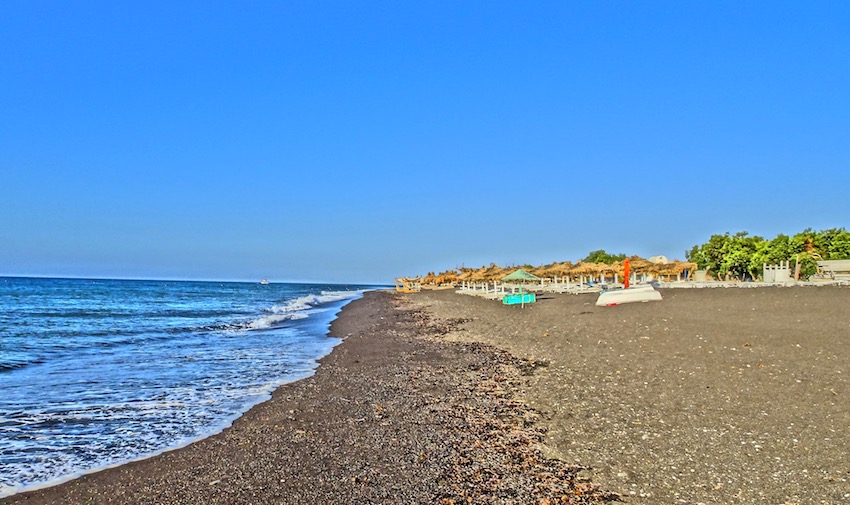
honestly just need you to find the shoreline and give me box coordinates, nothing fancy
[0,293,362,500]
[1,290,614,504]
[0,295,364,503]
[8,286,846,503]
[1,353,329,500]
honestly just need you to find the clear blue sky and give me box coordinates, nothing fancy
[2,1,848,283]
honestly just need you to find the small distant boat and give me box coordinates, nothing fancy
[259,279,270,285]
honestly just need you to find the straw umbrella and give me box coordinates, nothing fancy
[543,261,574,282]
[531,263,553,279]
[679,261,698,280]
[651,260,698,281]
[469,267,487,283]
[624,256,653,282]
[482,264,506,282]
[570,261,601,284]
[457,268,476,285]
[531,262,568,282]
[434,269,459,286]
[595,262,615,283]
[467,264,505,290]
[623,257,631,288]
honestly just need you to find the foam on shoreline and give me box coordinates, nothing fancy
[1,290,370,499]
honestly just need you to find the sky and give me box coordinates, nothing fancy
[1,1,849,283]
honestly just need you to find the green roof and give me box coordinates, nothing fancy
[501,269,541,282]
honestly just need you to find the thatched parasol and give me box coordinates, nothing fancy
[626,256,654,273]
[530,263,552,278]
[469,263,506,282]
[570,261,601,276]
[484,264,507,281]
[433,269,459,285]
[469,267,487,282]
[457,268,476,282]
[608,260,625,277]
[532,261,571,279]
[549,261,574,277]
[650,260,698,278]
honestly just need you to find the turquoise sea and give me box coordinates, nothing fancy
[0,277,379,497]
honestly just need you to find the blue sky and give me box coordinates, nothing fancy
[2,1,848,283]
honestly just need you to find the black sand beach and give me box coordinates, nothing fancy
[416,287,850,504]
[4,287,850,504]
[2,291,613,504]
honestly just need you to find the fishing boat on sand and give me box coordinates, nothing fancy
[595,283,662,306]
[595,258,662,306]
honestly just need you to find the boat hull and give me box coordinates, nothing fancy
[595,285,662,306]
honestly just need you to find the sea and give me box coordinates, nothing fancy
[0,276,380,497]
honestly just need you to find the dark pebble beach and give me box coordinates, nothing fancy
[5,286,850,504]
[2,291,614,504]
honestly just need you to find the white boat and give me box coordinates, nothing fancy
[259,279,270,285]
[595,284,662,306]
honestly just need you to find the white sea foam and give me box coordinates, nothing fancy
[0,279,373,497]
[0,366,331,499]
[245,290,363,331]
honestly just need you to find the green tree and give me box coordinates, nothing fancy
[688,228,850,281]
[685,244,701,264]
[823,228,850,259]
[582,249,626,264]
[687,233,733,275]
[796,253,820,279]
[749,241,771,280]
[749,234,793,278]
[790,228,817,255]
[717,232,764,280]
[688,232,764,280]
[766,234,793,263]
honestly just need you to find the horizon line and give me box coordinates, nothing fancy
[0,274,391,286]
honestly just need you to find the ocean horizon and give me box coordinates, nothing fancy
[0,277,384,497]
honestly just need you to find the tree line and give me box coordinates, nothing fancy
[685,228,850,281]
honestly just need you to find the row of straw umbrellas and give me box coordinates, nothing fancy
[422,257,698,286]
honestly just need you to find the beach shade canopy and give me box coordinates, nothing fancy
[501,269,541,282]
[569,261,600,276]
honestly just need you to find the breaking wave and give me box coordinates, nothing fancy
[244,290,363,331]
[0,278,378,496]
